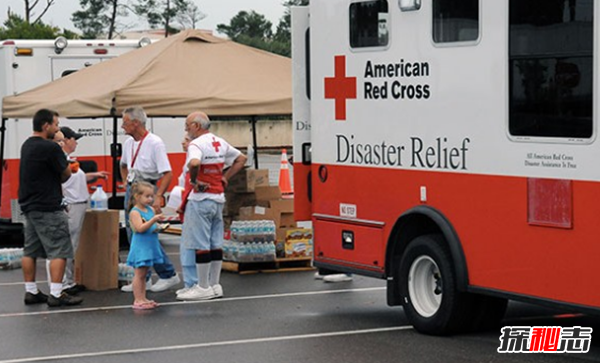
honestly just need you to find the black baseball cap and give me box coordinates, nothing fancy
[60,126,84,140]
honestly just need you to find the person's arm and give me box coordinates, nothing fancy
[120,163,128,184]
[187,158,206,192]
[86,171,110,181]
[61,165,72,182]
[153,171,173,212]
[129,209,163,234]
[222,154,247,189]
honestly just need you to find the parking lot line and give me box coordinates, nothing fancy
[0,287,386,318]
[0,326,412,363]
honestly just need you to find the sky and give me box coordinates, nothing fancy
[1,0,288,36]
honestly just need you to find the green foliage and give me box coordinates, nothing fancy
[217,1,309,57]
[217,11,273,41]
[72,0,128,39]
[135,0,190,34]
[0,12,78,40]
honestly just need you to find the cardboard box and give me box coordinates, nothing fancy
[224,192,256,216]
[227,168,269,193]
[75,210,119,291]
[285,228,313,258]
[254,186,282,202]
[238,206,281,228]
[269,199,294,214]
[280,213,296,229]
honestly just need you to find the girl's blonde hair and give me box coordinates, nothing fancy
[128,181,155,211]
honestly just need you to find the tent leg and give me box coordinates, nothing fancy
[112,116,118,199]
[250,116,259,169]
[109,115,123,210]
[0,118,6,208]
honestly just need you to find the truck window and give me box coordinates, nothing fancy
[349,0,389,48]
[432,0,479,43]
[509,0,593,139]
[62,70,77,77]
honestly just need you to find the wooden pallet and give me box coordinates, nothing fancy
[222,257,314,274]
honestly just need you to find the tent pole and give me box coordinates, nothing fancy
[250,116,259,169]
[111,115,119,202]
[0,118,6,208]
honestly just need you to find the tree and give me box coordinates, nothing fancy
[273,0,309,45]
[217,11,273,41]
[134,0,190,36]
[216,2,310,57]
[22,0,56,24]
[176,1,206,29]
[72,0,129,39]
[0,12,77,40]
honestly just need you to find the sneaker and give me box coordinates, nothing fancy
[24,291,48,305]
[211,284,223,298]
[176,286,192,296]
[150,273,180,292]
[323,274,353,283]
[63,284,86,295]
[314,272,325,280]
[47,293,83,307]
[121,279,152,293]
[176,285,215,301]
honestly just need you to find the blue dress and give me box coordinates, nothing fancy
[126,207,167,268]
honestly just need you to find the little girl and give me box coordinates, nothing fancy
[126,181,167,310]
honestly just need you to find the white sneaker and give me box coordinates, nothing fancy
[176,284,215,301]
[323,274,353,283]
[176,286,192,295]
[120,278,152,293]
[314,272,324,280]
[211,284,223,298]
[150,273,181,292]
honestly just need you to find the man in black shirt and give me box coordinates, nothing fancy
[19,109,82,307]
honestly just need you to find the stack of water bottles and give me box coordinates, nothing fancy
[223,220,277,262]
[118,263,134,284]
[0,248,23,270]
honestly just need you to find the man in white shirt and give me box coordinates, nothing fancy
[119,106,180,293]
[49,127,109,295]
[177,111,246,301]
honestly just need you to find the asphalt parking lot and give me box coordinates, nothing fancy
[2,237,600,363]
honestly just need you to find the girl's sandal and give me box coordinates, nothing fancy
[132,301,157,310]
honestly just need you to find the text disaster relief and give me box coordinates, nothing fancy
[337,135,470,170]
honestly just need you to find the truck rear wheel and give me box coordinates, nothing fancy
[399,234,476,335]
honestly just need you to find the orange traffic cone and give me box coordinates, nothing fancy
[278,149,293,195]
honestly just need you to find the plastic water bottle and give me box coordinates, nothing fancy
[90,185,108,211]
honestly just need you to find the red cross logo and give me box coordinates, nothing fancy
[324,55,356,121]
[211,137,221,152]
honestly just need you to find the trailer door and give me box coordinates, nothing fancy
[292,6,312,221]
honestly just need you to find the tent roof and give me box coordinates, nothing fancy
[2,30,291,118]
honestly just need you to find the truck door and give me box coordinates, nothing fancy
[292,6,312,221]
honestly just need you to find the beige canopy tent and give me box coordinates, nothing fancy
[2,29,291,117]
[1,30,291,202]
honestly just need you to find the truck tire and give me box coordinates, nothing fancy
[399,234,477,335]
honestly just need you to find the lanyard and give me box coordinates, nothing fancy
[130,131,149,168]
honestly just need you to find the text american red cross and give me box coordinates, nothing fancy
[324,55,357,121]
